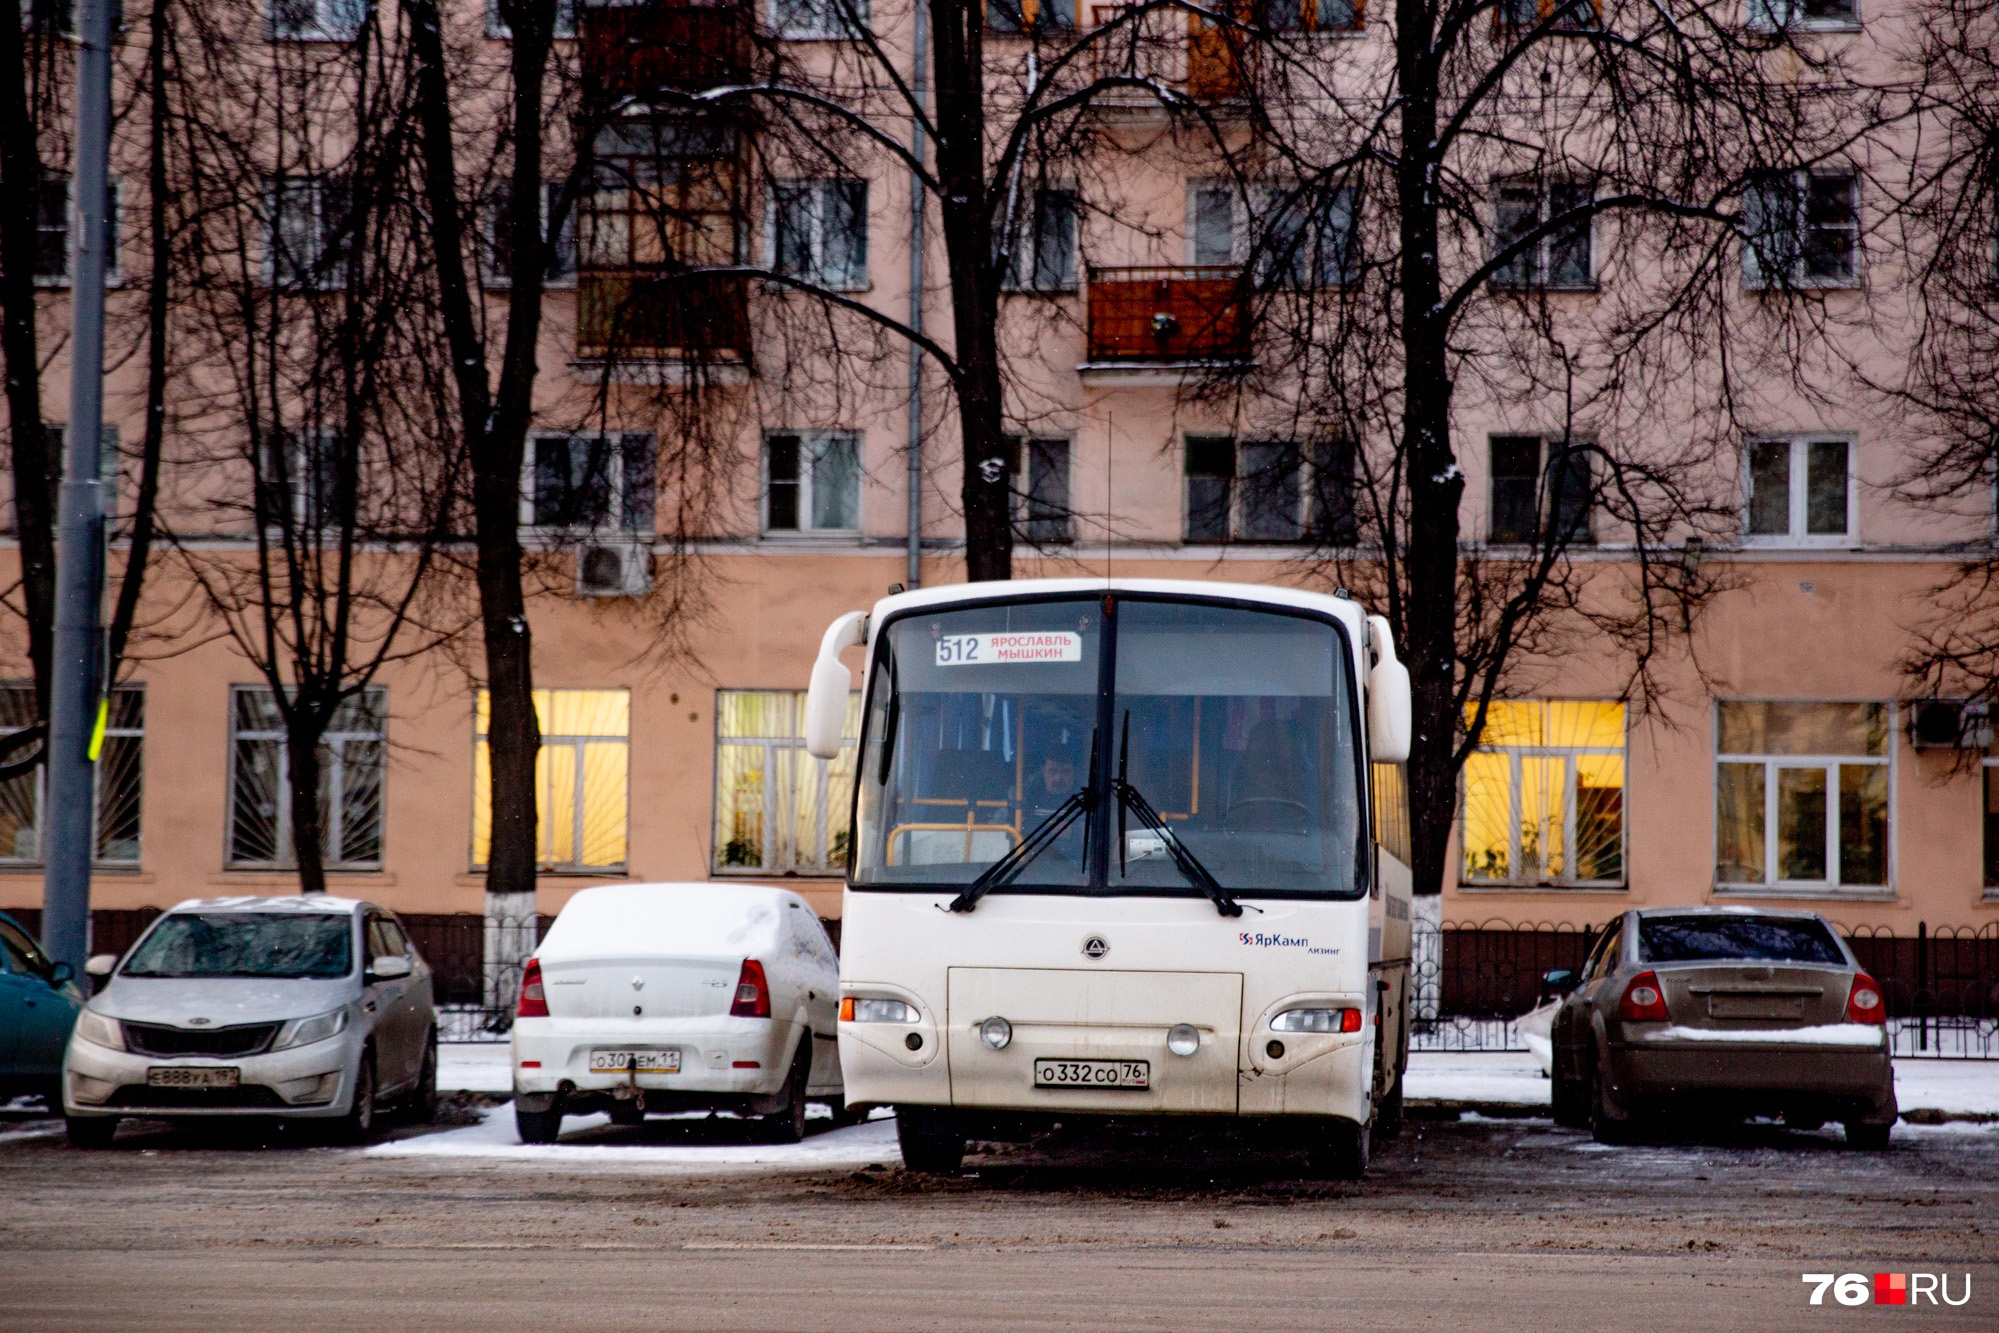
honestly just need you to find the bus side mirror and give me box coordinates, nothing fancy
[1366,614,1412,763]
[804,611,868,760]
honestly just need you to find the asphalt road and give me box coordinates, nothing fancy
[3,1106,1996,1332]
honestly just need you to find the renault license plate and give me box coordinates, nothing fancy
[1033,1059,1149,1089]
[148,1066,239,1088]
[590,1049,681,1075]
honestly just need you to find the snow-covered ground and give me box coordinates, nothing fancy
[439,1043,512,1094]
[1402,1049,1999,1117]
[369,1103,900,1166]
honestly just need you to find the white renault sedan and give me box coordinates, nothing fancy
[510,883,845,1143]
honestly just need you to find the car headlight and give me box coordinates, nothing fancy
[271,1008,349,1052]
[843,997,919,1024]
[1270,1007,1362,1034]
[73,1008,124,1051]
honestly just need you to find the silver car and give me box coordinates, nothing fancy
[61,896,436,1147]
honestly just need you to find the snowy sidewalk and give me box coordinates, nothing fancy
[1402,1050,1999,1118]
[370,1102,901,1168]
[439,1043,512,1094]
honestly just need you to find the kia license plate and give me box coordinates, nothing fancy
[1033,1058,1149,1090]
[589,1049,681,1075]
[147,1066,239,1089]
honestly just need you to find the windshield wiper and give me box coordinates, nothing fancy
[947,732,1098,914]
[1114,713,1242,918]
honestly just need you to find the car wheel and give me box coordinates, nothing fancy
[332,1051,378,1146]
[1844,1120,1892,1151]
[1588,1064,1634,1145]
[762,1039,811,1144]
[1306,1119,1370,1180]
[65,1115,118,1149]
[894,1106,965,1174]
[515,1103,564,1144]
[408,1032,439,1124]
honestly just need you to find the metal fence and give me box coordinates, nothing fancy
[1410,917,1999,1059]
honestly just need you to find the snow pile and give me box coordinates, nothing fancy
[439,1043,513,1093]
[1639,1024,1883,1047]
[367,1104,900,1166]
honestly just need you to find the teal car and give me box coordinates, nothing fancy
[0,912,84,1106]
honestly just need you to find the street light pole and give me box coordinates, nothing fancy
[42,0,115,979]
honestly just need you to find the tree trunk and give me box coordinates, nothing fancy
[0,14,56,717]
[286,723,328,896]
[929,0,1011,583]
[1395,6,1463,899]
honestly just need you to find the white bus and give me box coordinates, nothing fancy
[803,579,1414,1177]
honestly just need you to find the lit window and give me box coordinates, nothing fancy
[1744,437,1851,543]
[772,180,868,289]
[473,689,629,872]
[1742,170,1860,288]
[1461,701,1625,887]
[0,684,143,867]
[228,686,384,869]
[764,432,860,533]
[714,690,860,875]
[1715,701,1888,890]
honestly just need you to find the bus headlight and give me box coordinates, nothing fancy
[1270,1007,1362,1034]
[979,1016,1012,1050]
[1166,1024,1201,1057]
[843,997,919,1024]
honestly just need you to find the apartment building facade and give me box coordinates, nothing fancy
[2,0,1995,943]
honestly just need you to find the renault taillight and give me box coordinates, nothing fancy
[517,958,548,1019]
[730,959,771,1018]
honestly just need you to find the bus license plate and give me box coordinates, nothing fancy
[590,1049,680,1075]
[1033,1059,1149,1090]
[148,1066,239,1088]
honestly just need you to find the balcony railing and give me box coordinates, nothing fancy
[580,2,756,103]
[577,267,751,363]
[1086,265,1250,362]
[1089,5,1246,102]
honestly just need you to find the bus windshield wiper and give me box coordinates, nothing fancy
[947,732,1099,914]
[1114,713,1243,918]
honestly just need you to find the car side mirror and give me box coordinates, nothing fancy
[368,954,413,981]
[84,954,118,979]
[49,960,73,985]
[1543,968,1580,995]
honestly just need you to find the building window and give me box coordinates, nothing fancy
[270,0,368,42]
[1260,184,1360,289]
[1186,436,1353,544]
[1742,170,1860,288]
[1491,181,1593,288]
[478,179,577,289]
[0,684,142,867]
[267,176,353,290]
[1191,184,1239,265]
[713,690,860,875]
[486,0,576,39]
[228,686,384,870]
[258,428,340,533]
[1494,0,1600,28]
[30,177,122,288]
[1265,0,1362,33]
[1006,188,1078,292]
[772,180,868,289]
[1984,765,1999,893]
[473,689,629,873]
[765,432,860,533]
[1716,701,1889,891]
[1008,436,1072,544]
[1489,435,1593,544]
[1746,0,1858,29]
[987,0,1074,31]
[522,434,655,533]
[772,0,869,39]
[1461,701,1625,887]
[1744,437,1851,543]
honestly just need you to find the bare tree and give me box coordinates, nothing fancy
[1195,1,1892,895]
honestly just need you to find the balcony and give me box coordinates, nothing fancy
[1085,265,1250,366]
[580,2,756,104]
[1089,6,1246,104]
[576,268,751,367]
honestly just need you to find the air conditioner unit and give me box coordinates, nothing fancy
[575,540,652,598]
[1907,698,1992,750]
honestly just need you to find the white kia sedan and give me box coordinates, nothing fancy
[510,883,845,1143]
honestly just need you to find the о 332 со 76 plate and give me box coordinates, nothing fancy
[1033,1059,1150,1089]
[589,1049,681,1074]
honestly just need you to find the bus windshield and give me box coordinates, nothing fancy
[851,596,1366,900]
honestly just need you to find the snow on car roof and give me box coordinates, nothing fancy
[537,882,811,962]
[167,895,363,915]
